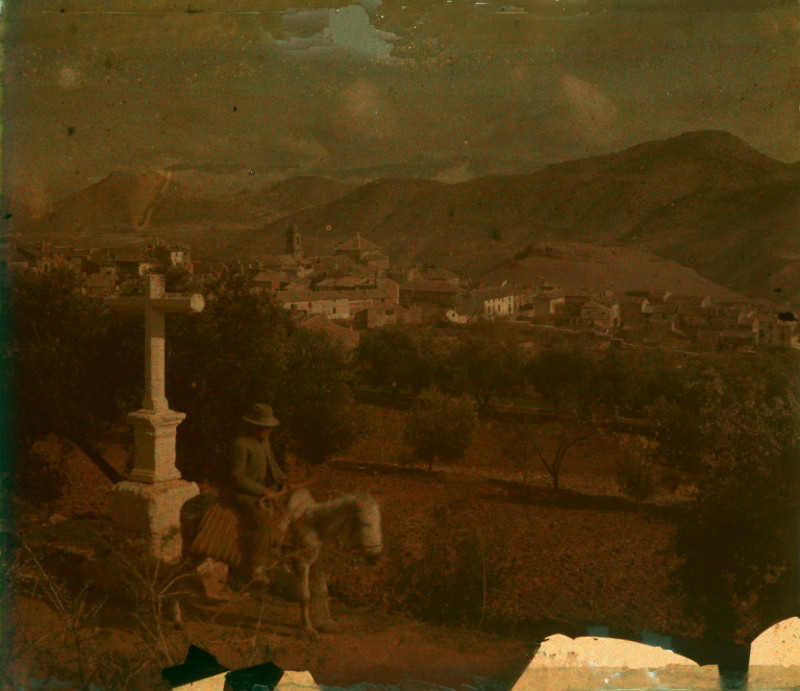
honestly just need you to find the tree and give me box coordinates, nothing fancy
[167,268,356,478]
[402,394,477,471]
[673,394,800,641]
[10,268,359,497]
[619,350,800,640]
[526,346,594,413]
[355,326,431,395]
[502,416,593,492]
[439,336,524,415]
[8,269,138,501]
[278,328,356,465]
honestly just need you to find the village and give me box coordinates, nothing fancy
[4,228,799,353]
[5,225,800,691]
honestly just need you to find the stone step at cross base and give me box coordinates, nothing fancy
[111,479,200,563]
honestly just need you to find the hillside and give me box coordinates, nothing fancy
[17,173,356,238]
[14,131,799,303]
[238,131,798,302]
[480,242,746,300]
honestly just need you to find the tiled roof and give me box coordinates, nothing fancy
[335,234,382,253]
[400,280,460,294]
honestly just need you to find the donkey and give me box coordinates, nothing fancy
[282,488,383,634]
[181,487,383,634]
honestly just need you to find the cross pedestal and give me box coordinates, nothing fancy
[106,274,205,562]
[127,409,186,484]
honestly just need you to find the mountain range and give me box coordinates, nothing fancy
[12,130,799,305]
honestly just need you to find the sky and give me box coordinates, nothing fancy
[2,0,798,208]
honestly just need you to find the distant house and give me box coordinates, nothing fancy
[314,271,378,292]
[753,313,799,348]
[113,251,156,280]
[377,278,400,304]
[580,299,620,331]
[663,292,712,308]
[252,270,281,293]
[361,250,391,273]
[406,266,462,286]
[254,253,309,282]
[399,280,460,308]
[58,246,92,272]
[16,243,66,272]
[676,304,715,330]
[346,283,399,314]
[153,241,193,273]
[616,295,650,327]
[312,253,358,278]
[334,234,383,264]
[276,281,396,321]
[458,287,527,319]
[644,302,679,330]
[352,304,404,330]
[550,294,592,324]
[524,292,558,322]
[276,290,352,320]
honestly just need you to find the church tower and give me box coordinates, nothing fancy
[286,225,303,260]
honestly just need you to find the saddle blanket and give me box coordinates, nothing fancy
[190,502,245,569]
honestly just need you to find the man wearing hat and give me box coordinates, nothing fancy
[232,403,289,580]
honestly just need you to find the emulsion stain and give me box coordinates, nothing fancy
[67,126,76,136]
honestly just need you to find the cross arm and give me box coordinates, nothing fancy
[105,293,205,314]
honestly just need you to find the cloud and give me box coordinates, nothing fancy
[57,64,84,89]
[433,161,475,184]
[267,3,398,62]
[335,79,397,139]
[561,72,621,146]
[276,133,331,168]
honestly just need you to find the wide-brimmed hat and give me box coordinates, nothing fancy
[243,403,280,427]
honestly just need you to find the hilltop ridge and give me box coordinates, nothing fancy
[11,130,799,304]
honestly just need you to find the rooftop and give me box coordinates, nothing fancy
[335,234,382,254]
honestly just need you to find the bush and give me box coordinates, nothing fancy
[387,501,505,627]
[8,269,140,502]
[402,394,477,471]
[615,446,658,501]
[355,326,432,394]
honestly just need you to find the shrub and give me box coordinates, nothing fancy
[615,447,658,501]
[402,394,477,471]
[355,326,432,394]
[387,502,505,627]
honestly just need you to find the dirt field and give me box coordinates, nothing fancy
[6,404,704,690]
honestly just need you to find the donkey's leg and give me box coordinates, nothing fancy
[294,561,317,634]
[309,564,337,632]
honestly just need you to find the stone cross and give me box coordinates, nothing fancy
[106,274,205,483]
